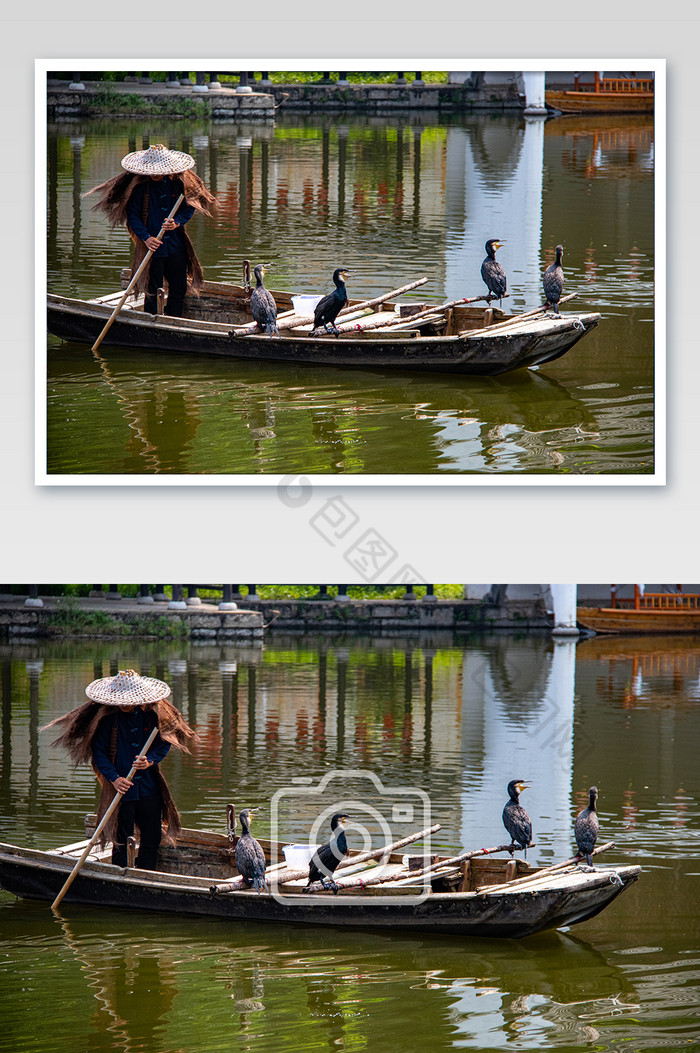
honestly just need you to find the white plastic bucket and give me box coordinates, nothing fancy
[291,295,323,315]
[282,844,318,868]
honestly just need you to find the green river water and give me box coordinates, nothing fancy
[45,112,655,477]
[1,632,696,1051]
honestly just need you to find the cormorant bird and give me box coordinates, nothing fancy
[575,786,599,866]
[304,812,351,893]
[502,779,533,857]
[235,808,269,893]
[481,239,507,307]
[250,264,280,336]
[543,244,565,314]
[313,269,350,335]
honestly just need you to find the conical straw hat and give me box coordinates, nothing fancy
[121,143,195,176]
[85,668,171,706]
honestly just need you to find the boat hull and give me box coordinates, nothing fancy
[577,607,700,635]
[47,291,600,378]
[0,840,639,940]
[546,90,654,114]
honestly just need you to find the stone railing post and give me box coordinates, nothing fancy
[422,584,437,602]
[25,585,43,608]
[220,585,238,611]
[169,584,187,610]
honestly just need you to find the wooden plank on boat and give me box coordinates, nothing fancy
[353,329,420,340]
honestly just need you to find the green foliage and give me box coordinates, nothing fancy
[199,585,462,600]
[85,71,449,89]
[20,584,463,602]
[43,597,188,639]
[86,90,208,119]
[259,72,448,85]
[47,597,119,632]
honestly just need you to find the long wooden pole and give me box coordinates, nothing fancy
[51,725,160,910]
[91,194,185,353]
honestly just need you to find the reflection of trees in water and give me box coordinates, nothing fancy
[59,917,180,1053]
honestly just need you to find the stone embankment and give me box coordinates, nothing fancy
[47,79,525,122]
[0,596,552,641]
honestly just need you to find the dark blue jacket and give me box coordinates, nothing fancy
[126,177,195,257]
[91,707,171,800]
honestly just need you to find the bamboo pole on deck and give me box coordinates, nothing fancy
[210,822,441,894]
[345,841,518,890]
[458,292,579,336]
[229,277,430,336]
[365,293,509,334]
[472,841,617,893]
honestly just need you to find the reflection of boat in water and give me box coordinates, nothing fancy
[578,586,700,635]
[546,74,654,114]
[576,634,700,663]
[545,114,653,137]
[576,632,700,708]
[48,341,595,435]
[51,909,638,1051]
[47,277,601,378]
[0,820,640,940]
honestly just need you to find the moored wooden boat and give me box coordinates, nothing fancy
[0,822,639,939]
[578,588,700,635]
[577,605,700,635]
[47,278,601,378]
[546,76,654,115]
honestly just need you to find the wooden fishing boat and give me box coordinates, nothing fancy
[47,277,601,378]
[0,820,639,939]
[546,75,654,115]
[577,604,700,634]
[578,588,700,635]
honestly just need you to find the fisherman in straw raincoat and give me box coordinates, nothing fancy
[46,669,196,870]
[86,143,218,317]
